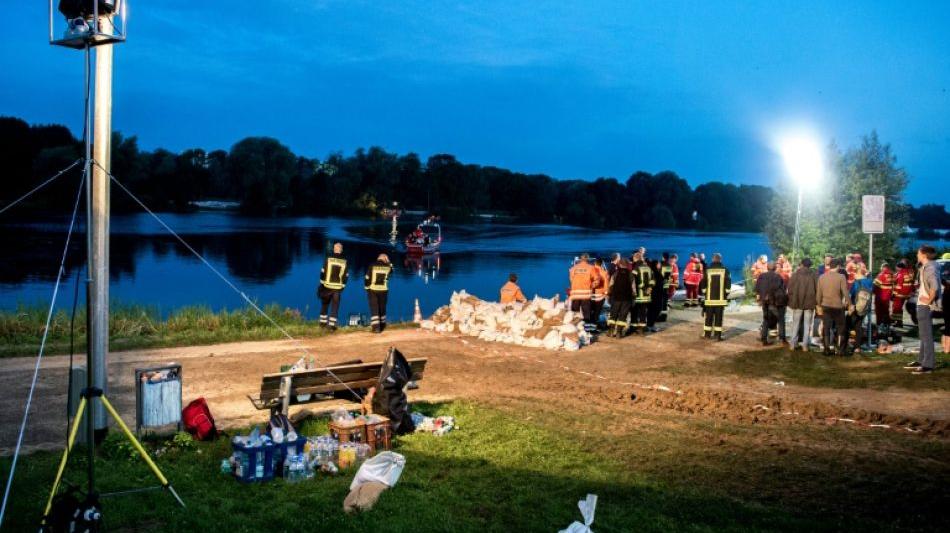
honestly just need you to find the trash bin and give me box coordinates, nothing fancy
[134,364,183,437]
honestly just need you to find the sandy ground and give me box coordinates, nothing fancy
[1,307,947,455]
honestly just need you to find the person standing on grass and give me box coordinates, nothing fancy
[318,242,348,330]
[817,258,850,356]
[904,245,940,374]
[755,262,787,346]
[848,269,873,354]
[788,258,818,352]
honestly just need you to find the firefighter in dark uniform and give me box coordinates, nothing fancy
[699,252,731,341]
[365,253,393,333]
[606,258,634,338]
[660,252,673,313]
[631,251,655,335]
[318,242,348,330]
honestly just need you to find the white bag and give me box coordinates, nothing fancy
[350,451,406,490]
[559,494,597,533]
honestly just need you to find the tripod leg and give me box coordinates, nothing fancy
[98,395,185,508]
[41,397,87,524]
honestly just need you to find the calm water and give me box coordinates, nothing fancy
[1,213,777,322]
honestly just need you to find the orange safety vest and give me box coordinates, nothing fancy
[873,268,894,301]
[894,268,915,297]
[684,258,703,285]
[500,281,526,304]
[669,261,680,286]
[569,261,597,300]
[592,265,608,301]
[751,260,768,280]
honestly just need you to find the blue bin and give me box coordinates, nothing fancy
[231,440,276,483]
[274,435,308,477]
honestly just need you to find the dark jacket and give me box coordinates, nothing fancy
[755,271,786,306]
[787,266,818,310]
[609,266,634,302]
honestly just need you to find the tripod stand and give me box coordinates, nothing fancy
[38,10,185,527]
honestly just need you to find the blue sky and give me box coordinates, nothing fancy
[2,1,948,204]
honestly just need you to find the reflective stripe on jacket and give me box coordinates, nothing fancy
[320,254,348,290]
[702,263,731,306]
[569,261,597,300]
[364,262,392,291]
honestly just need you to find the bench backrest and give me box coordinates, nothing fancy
[259,358,427,403]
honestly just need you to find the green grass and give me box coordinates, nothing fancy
[705,347,950,390]
[1,401,946,532]
[0,303,410,358]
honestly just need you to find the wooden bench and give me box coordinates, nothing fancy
[248,358,428,415]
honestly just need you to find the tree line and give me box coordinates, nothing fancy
[3,116,919,242]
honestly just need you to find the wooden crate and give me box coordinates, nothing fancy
[364,416,392,453]
[328,420,365,444]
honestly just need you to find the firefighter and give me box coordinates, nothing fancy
[683,253,704,307]
[846,253,868,290]
[318,242,348,330]
[699,253,731,341]
[776,254,792,283]
[364,253,393,333]
[751,255,769,281]
[500,273,527,304]
[606,258,633,337]
[647,257,665,331]
[631,251,654,335]
[872,261,893,327]
[892,259,914,327]
[660,253,673,312]
[668,253,680,306]
[569,253,600,324]
[590,258,609,330]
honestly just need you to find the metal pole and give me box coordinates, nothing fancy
[90,19,114,437]
[792,187,803,265]
[82,43,96,493]
[867,233,874,347]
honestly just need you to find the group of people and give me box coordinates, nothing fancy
[751,245,945,374]
[316,242,393,333]
[504,248,733,339]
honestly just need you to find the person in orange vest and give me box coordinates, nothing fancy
[845,253,868,291]
[500,273,527,304]
[776,254,792,283]
[667,253,680,305]
[751,255,769,281]
[683,253,704,307]
[891,259,915,328]
[569,254,600,324]
[590,258,609,329]
[872,262,894,327]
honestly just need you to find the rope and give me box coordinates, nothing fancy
[99,162,365,401]
[0,168,87,527]
[0,159,83,217]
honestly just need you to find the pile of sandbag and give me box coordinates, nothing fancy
[419,290,592,351]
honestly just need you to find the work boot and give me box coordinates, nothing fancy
[716,333,723,342]
[703,332,711,340]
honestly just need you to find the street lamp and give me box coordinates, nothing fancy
[780,136,823,265]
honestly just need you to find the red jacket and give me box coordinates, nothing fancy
[873,268,893,302]
[684,258,703,286]
[894,267,915,298]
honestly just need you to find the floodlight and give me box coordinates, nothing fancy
[780,136,823,187]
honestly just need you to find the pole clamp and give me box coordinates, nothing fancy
[80,387,104,398]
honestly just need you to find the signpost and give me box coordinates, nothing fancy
[862,195,885,347]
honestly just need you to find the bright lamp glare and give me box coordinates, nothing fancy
[780,136,823,187]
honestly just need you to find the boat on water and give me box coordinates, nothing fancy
[405,219,442,254]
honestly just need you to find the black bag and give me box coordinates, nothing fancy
[44,486,101,533]
[771,286,789,307]
[371,348,416,435]
[267,413,293,435]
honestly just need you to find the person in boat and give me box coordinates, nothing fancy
[318,242,349,330]
[500,273,527,304]
[364,253,393,333]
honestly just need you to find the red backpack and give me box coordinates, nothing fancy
[182,397,218,440]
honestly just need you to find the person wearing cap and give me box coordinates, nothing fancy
[873,261,894,327]
[364,253,393,333]
[318,242,349,330]
[500,273,527,305]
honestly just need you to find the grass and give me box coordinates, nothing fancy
[0,303,410,358]
[705,347,950,390]
[1,401,946,532]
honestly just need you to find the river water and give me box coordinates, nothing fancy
[0,213,779,322]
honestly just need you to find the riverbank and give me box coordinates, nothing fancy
[0,303,407,358]
[0,307,946,530]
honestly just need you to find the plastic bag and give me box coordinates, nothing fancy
[559,494,597,533]
[349,451,406,490]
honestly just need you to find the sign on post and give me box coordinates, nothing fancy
[862,195,885,234]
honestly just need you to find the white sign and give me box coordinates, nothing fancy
[862,195,885,234]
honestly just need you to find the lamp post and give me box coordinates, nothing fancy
[780,137,823,265]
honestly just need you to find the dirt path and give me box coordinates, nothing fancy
[2,308,947,455]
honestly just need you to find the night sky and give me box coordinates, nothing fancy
[2,1,948,204]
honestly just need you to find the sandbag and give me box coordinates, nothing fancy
[343,481,389,513]
[350,451,406,490]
